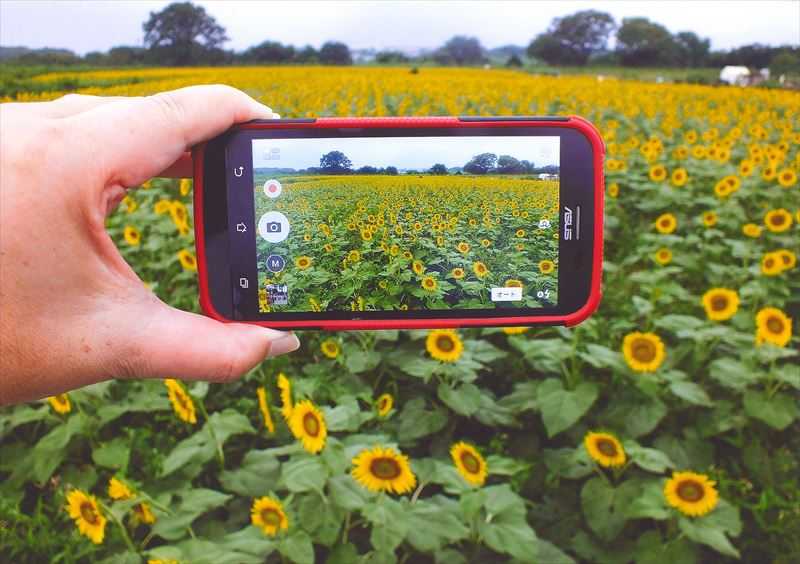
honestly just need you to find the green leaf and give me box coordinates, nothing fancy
[437,382,482,416]
[328,475,370,510]
[511,337,573,374]
[543,447,593,480]
[406,496,469,552]
[669,381,713,407]
[151,488,232,541]
[580,344,629,373]
[538,379,599,437]
[708,358,762,391]
[327,543,359,564]
[634,530,698,564]
[536,538,576,564]
[603,393,667,438]
[498,381,539,413]
[627,443,675,473]
[655,315,705,334]
[28,414,85,483]
[278,530,315,564]
[395,398,448,442]
[743,390,798,430]
[626,480,670,521]
[363,497,409,553]
[581,477,640,542]
[282,456,329,493]
[219,450,280,497]
[92,437,131,471]
[322,397,366,432]
[485,454,530,477]
[678,501,741,558]
[476,486,538,561]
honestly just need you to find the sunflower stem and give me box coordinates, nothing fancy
[342,512,351,544]
[410,482,426,503]
[198,399,224,466]
[98,499,137,554]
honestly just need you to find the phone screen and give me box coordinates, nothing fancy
[249,135,561,314]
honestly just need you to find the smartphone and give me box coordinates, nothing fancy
[193,116,604,330]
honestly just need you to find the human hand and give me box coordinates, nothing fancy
[0,85,300,405]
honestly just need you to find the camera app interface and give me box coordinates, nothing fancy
[251,136,560,313]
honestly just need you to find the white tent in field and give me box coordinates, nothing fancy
[720,66,750,85]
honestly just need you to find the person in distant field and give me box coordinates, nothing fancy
[0,85,300,405]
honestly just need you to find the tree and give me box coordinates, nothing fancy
[506,54,523,67]
[294,45,318,63]
[527,10,615,65]
[319,151,352,173]
[142,2,228,65]
[433,36,486,65]
[496,155,524,174]
[319,41,352,65]
[244,40,295,63]
[615,17,678,66]
[770,51,800,77]
[356,165,379,174]
[674,31,710,67]
[383,166,399,176]
[375,50,410,64]
[464,153,497,175]
[428,164,448,175]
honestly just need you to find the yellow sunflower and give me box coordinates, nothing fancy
[426,329,464,363]
[177,249,197,272]
[539,260,555,274]
[48,394,71,414]
[347,250,361,262]
[451,267,465,280]
[251,496,289,536]
[649,164,667,182]
[584,431,626,468]
[256,386,275,434]
[154,199,171,214]
[481,238,491,247]
[654,248,672,265]
[450,441,488,487]
[108,477,133,501]
[502,326,530,335]
[664,471,719,517]
[472,261,489,278]
[505,279,523,288]
[295,256,312,270]
[608,182,620,198]
[622,332,666,373]
[123,225,141,246]
[351,446,417,494]
[755,307,792,348]
[515,228,526,238]
[457,242,471,254]
[288,400,327,454]
[701,211,718,227]
[164,379,197,424]
[65,489,107,544]
[670,168,688,187]
[764,209,793,233]
[714,179,731,198]
[776,249,797,270]
[742,223,762,238]
[421,276,438,292]
[169,201,189,227]
[761,252,783,276]
[277,373,293,421]
[131,502,156,525]
[701,288,739,321]
[320,338,340,359]
[179,178,192,196]
[376,393,394,417]
[412,260,424,275]
[654,213,677,234]
[777,168,797,188]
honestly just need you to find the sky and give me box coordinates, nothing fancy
[252,136,560,170]
[1,1,798,55]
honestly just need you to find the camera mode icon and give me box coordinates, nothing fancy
[263,179,282,199]
[265,255,286,273]
[258,211,290,243]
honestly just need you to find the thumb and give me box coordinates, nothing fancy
[81,84,277,188]
[122,299,300,382]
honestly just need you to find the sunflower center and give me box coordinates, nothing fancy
[378,398,388,410]
[596,438,618,457]
[80,502,99,525]
[710,296,729,311]
[660,219,671,228]
[174,390,191,411]
[370,457,401,480]
[55,394,68,406]
[770,214,785,226]
[460,451,481,474]
[766,316,785,334]
[302,412,320,437]
[260,508,281,527]
[436,336,455,352]
[631,338,656,362]
[765,257,775,268]
[676,480,705,502]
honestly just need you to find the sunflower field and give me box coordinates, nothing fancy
[253,174,559,312]
[1,66,799,564]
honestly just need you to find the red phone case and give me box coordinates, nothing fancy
[193,116,604,330]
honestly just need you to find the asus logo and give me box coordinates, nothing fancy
[563,206,581,241]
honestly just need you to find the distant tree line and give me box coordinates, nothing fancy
[309,151,557,176]
[2,1,797,75]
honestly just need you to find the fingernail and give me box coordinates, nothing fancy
[267,332,300,357]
